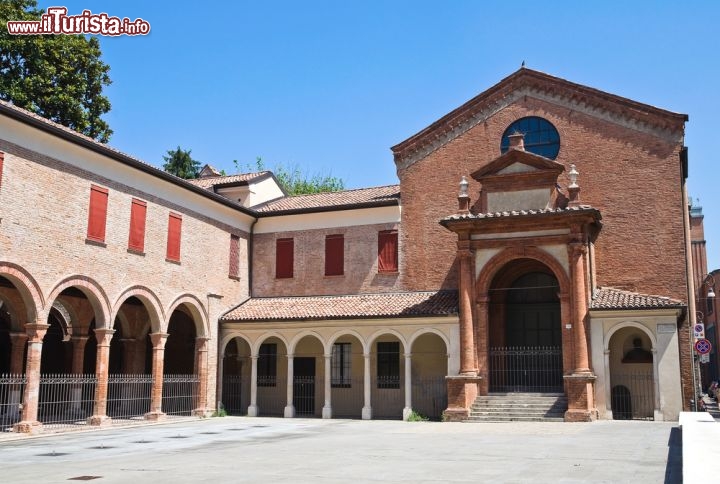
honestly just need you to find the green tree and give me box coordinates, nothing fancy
[235,157,344,195]
[0,1,113,142]
[163,146,201,179]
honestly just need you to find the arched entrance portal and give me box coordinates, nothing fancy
[607,327,654,420]
[488,264,564,393]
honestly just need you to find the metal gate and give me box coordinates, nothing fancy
[611,372,654,420]
[489,346,563,392]
[222,374,246,415]
[293,376,315,416]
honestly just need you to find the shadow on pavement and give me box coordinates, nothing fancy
[664,426,681,484]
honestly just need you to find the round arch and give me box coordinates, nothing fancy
[50,300,74,340]
[252,332,289,356]
[45,275,111,329]
[476,247,571,297]
[220,333,253,356]
[605,321,657,351]
[327,329,368,354]
[408,328,451,352]
[288,330,326,355]
[0,262,44,323]
[166,294,209,338]
[112,285,164,334]
[0,293,22,331]
[367,329,408,353]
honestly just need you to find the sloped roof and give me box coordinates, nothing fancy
[221,290,458,321]
[590,287,684,310]
[254,184,400,215]
[187,171,270,190]
[441,205,599,225]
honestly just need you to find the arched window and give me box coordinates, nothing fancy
[500,116,560,159]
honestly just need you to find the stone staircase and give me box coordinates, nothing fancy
[466,393,568,422]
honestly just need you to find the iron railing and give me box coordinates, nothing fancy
[489,346,563,392]
[221,374,247,416]
[330,377,364,418]
[0,374,26,431]
[293,376,316,416]
[37,373,97,431]
[107,374,152,424]
[611,372,655,421]
[161,374,199,416]
[411,377,447,420]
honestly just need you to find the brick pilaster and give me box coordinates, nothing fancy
[14,322,49,433]
[89,328,115,426]
[145,332,168,421]
[193,337,209,416]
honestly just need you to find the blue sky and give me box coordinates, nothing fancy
[34,1,720,270]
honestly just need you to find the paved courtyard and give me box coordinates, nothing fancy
[0,417,681,483]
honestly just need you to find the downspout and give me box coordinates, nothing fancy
[248,216,259,298]
[680,146,698,410]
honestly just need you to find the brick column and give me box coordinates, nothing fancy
[69,335,89,416]
[402,352,412,420]
[458,248,477,376]
[564,242,597,422]
[475,297,490,395]
[247,355,258,417]
[193,337,209,417]
[322,353,332,419]
[89,329,115,426]
[145,332,168,421]
[14,322,49,433]
[362,352,372,420]
[284,354,295,418]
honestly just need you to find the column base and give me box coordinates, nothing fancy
[322,405,332,419]
[87,415,113,427]
[13,420,42,434]
[247,405,258,417]
[193,408,209,418]
[444,375,482,421]
[283,405,295,418]
[563,373,597,422]
[144,411,166,421]
[442,408,469,422]
[361,406,372,420]
[402,407,413,421]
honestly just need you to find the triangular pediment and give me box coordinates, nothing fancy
[471,149,564,181]
[392,68,687,172]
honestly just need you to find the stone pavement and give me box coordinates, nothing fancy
[0,417,681,483]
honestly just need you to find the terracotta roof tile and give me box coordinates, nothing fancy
[221,290,458,321]
[590,287,684,310]
[441,205,596,222]
[255,184,400,214]
[187,172,270,190]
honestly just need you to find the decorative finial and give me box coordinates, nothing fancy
[568,164,579,189]
[459,176,469,197]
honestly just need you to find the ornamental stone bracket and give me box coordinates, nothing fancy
[443,375,483,422]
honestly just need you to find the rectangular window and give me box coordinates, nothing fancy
[377,341,400,389]
[378,230,398,273]
[229,234,240,279]
[331,343,352,388]
[128,198,147,252]
[325,234,344,276]
[0,152,4,189]
[87,184,109,243]
[258,343,277,387]
[276,238,294,279]
[166,212,182,262]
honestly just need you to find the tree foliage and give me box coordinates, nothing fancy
[0,0,113,142]
[163,146,201,179]
[235,157,344,195]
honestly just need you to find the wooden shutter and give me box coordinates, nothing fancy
[378,230,398,273]
[0,152,4,189]
[87,185,109,242]
[229,234,240,278]
[325,234,344,276]
[166,212,182,262]
[276,238,294,279]
[128,198,147,252]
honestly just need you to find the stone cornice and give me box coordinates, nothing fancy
[392,68,687,172]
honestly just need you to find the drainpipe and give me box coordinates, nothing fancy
[680,146,698,410]
[248,216,259,298]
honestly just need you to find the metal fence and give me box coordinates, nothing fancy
[0,374,26,432]
[489,346,563,393]
[293,376,316,416]
[161,374,199,416]
[611,372,655,421]
[331,377,364,418]
[107,374,152,425]
[37,373,97,430]
[411,376,447,420]
[221,374,247,415]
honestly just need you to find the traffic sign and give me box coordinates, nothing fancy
[694,323,705,339]
[694,338,712,355]
[700,353,710,364]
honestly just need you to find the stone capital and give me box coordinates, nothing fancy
[93,328,115,346]
[24,322,50,342]
[149,332,169,349]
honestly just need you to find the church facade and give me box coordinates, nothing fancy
[0,68,694,432]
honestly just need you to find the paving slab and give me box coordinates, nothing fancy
[0,417,680,483]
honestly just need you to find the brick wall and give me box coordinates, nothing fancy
[252,222,402,297]
[397,96,688,303]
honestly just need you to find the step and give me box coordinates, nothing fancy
[465,416,565,423]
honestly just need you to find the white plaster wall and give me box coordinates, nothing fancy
[541,244,570,276]
[255,205,401,233]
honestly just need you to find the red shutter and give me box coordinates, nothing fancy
[325,234,344,276]
[378,230,398,273]
[128,198,147,252]
[276,238,294,279]
[166,212,182,262]
[87,185,109,242]
[229,234,240,278]
[0,152,4,189]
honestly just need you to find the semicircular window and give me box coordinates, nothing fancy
[500,116,560,159]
